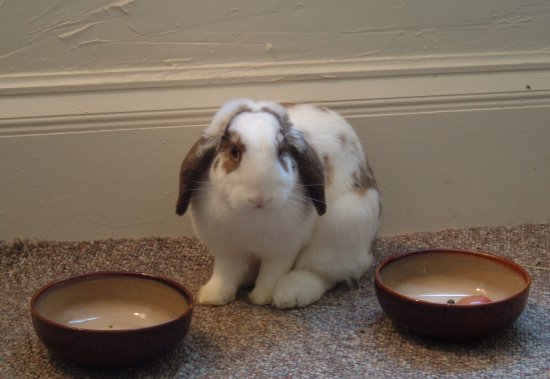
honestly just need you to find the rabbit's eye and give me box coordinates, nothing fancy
[230,145,242,161]
[278,144,289,157]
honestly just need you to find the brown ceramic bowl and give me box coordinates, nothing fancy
[374,249,531,341]
[30,272,194,368]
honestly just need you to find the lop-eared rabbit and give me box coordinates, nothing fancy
[177,99,380,308]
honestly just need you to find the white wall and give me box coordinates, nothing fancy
[2,0,550,74]
[1,1,549,240]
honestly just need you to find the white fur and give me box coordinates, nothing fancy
[185,99,380,308]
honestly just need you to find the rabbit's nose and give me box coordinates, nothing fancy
[247,196,273,209]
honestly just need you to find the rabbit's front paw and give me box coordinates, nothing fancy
[248,286,273,305]
[272,270,327,309]
[197,280,236,305]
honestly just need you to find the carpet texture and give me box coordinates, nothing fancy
[1,224,549,379]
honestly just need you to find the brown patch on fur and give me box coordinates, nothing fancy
[352,162,377,195]
[220,134,246,174]
[352,161,382,217]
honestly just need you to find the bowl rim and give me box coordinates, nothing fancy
[374,248,532,308]
[30,271,194,333]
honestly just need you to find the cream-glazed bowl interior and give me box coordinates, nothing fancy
[34,275,190,330]
[379,251,528,304]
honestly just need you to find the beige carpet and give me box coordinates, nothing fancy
[1,224,549,378]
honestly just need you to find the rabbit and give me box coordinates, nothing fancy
[176,99,381,308]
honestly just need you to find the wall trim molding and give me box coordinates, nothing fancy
[1,52,550,137]
[2,91,550,137]
[2,52,550,95]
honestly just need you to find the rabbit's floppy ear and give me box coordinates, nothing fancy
[287,129,326,216]
[177,100,253,216]
[176,135,219,216]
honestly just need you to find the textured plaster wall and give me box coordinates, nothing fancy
[1,0,550,75]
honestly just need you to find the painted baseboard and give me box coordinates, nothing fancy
[1,55,549,240]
